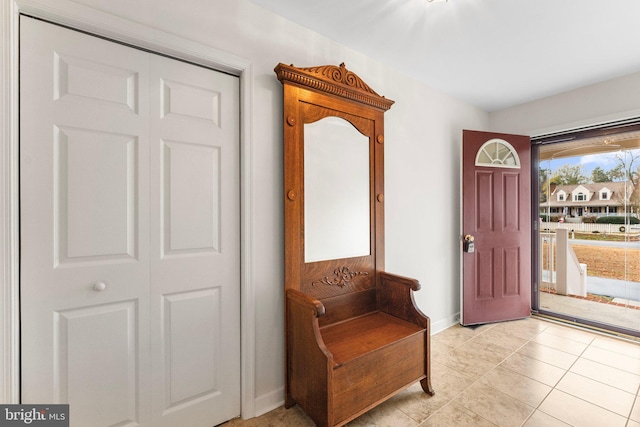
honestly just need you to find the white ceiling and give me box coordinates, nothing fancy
[249,0,640,112]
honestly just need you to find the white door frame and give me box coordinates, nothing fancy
[1,0,257,419]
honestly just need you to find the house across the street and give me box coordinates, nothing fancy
[541,181,636,220]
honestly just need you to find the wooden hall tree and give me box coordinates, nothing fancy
[275,62,434,427]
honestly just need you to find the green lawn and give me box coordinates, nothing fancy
[571,232,640,242]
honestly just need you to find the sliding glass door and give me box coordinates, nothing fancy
[533,125,640,336]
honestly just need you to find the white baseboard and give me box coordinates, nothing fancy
[431,313,460,335]
[252,387,284,418]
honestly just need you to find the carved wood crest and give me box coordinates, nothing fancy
[274,63,394,111]
[312,267,369,288]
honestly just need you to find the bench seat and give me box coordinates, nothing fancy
[321,311,423,366]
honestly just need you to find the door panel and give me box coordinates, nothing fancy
[54,51,140,111]
[462,130,531,325]
[55,301,139,426]
[20,17,240,427]
[55,126,138,262]
[20,20,151,426]
[149,54,240,426]
[476,171,494,230]
[161,140,220,254]
[162,289,221,408]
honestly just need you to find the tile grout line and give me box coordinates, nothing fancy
[420,320,639,427]
[436,319,634,427]
[625,382,640,426]
[518,323,635,426]
[434,322,551,426]
[419,323,520,427]
[416,399,499,427]
[534,333,640,425]
[514,325,559,426]
[527,332,595,424]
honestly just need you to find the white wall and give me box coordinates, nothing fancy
[7,0,489,415]
[489,71,640,136]
[384,81,487,332]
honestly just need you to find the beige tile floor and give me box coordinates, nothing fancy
[221,317,640,427]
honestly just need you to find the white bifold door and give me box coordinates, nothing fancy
[20,17,240,427]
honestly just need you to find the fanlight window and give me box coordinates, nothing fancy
[475,139,521,169]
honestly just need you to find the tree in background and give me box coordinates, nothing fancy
[539,166,551,202]
[591,165,624,183]
[553,164,587,185]
[607,164,625,182]
[631,185,640,216]
[590,166,609,183]
[614,150,640,217]
[616,150,640,183]
[629,163,640,217]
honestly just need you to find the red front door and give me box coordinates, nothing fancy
[461,130,531,325]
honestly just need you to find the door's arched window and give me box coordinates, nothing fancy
[475,138,521,169]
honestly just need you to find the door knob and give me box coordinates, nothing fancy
[93,281,107,292]
[463,235,475,253]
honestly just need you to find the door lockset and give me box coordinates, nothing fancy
[463,235,475,253]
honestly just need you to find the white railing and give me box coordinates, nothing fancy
[540,232,555,290]
[540,222,634,234]
[540,229,587,297]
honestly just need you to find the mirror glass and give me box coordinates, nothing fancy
[304,116,370,263]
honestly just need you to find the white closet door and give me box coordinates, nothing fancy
[20,17,240,427]
[148,53,240,427]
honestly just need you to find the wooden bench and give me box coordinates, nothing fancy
[285,273,433,426]
[276,62,434,427]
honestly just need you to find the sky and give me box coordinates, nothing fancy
[541,148,640,181]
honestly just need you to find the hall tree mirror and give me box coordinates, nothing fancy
[275,62,434,427]
[304,116,371,263]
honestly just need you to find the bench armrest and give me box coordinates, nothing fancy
[285,289,333,418]
[287,288,326,317]
[378,272,435,396]
[285,289,331,359]
[378,271,428,327]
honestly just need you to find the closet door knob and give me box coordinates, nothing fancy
[93,281,107,292]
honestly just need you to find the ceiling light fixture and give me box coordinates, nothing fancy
[427,0,448,2]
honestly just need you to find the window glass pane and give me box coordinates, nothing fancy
[504,153,517,166]
[537,135,640,336]
[475,138,521,169]
[477,150,491,164]
[497,144,511,161]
